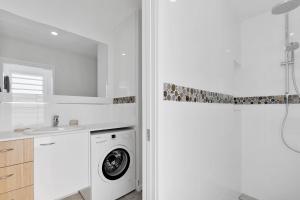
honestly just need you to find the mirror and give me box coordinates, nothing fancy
[0,10,106,97]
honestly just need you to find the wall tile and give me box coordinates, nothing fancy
[113,96,136,104]
[164,83,300,105]
[163,83,234,104]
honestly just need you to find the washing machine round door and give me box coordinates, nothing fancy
[101,147,131,181]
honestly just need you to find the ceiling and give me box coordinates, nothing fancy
[0,0,287,33]
[229,0,284,21]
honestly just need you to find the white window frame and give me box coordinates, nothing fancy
[0,57,54,96]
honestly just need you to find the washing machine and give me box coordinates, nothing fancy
[90,128,136,200]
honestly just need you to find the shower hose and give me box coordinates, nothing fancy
[281,63,300,153]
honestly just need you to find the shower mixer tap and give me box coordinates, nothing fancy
[280,42,299,66]
[281,61,295,66]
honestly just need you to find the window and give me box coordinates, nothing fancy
[3,63,53,102]
[11,73,44,95]
[1,62,53,127]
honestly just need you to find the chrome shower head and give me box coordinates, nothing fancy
[286,42,300,51]
[272,0,300,15]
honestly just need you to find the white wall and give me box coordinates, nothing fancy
[0,35,97,97]
[237,11,300,200]
[238,105,300,200]
[111,11,142,189]
[157,0,241,199]
[112,12,140,97]
[0,103,136,131]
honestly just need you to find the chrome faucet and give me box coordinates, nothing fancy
[53,115,59,127]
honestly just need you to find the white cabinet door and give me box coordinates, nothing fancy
[34,136,57,200]
[34,131,89,200]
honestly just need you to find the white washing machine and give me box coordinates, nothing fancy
[90,128,136,200]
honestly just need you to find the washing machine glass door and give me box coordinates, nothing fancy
[102,148,130,181]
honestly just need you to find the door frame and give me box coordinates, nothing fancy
[142,0,158,199]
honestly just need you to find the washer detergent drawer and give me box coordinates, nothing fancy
[92,134,109,144]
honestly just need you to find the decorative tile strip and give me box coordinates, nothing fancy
[234,95,285,105]
[288,95,300,104]
[163,83,300,105]
[235,95,300,105]
[163,83,234,104]
[113,96,136,104]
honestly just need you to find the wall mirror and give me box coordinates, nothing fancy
[0,10,107,98]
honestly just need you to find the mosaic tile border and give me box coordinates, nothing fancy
[163,83,234,104]
[164,83,300,105]
[235,95,300,105]
[234,96,285,105]
[113,96,136,104]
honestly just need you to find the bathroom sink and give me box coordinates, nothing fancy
[23,126,84,135]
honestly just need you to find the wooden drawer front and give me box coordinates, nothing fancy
[0,139,33,167]
[23,139,33,163]
[0,162,33,194]
[0,186,33,200]
[0,140,23,168]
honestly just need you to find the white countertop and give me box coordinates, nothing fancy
[0,131,34,142]
[0,122,135,142]
[84,122,134,132]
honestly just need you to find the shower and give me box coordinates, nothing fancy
[272,0,300,14]
[272,0,300,153]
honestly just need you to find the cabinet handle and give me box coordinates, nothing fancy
[0,173,14,180]
[0,148,14,153]
[40,142,55,146]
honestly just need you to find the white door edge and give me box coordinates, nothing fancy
[142,0,158,200]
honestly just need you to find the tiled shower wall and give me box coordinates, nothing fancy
[236,10,300,200]
[157,0,241,199]
[160,3,300,200]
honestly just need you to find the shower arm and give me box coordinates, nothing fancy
[285,14,290,47]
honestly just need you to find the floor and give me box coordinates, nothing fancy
[63,191,142,200]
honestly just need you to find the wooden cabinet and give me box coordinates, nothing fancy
[0,139,33,199]
[0,162,33,193]
[0,139,33,167]
[0,140,23,168]
[0,186,33,200]
[23,139,34,163]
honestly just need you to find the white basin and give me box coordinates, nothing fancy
[23,126,84,135]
